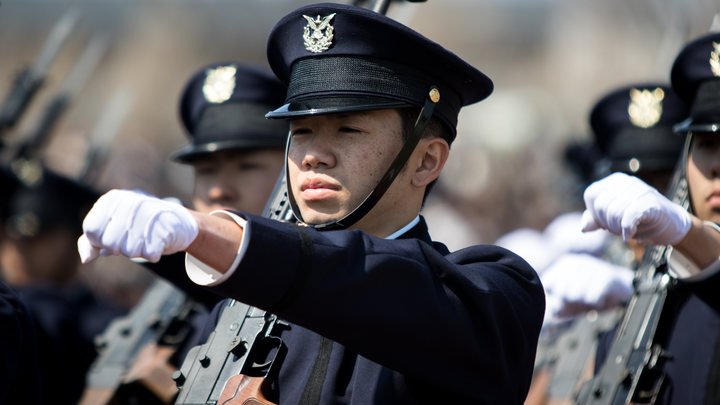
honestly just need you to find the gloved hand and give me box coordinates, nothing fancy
[581,172,692,245]
[541,252,634,323]
[78,189,199,263]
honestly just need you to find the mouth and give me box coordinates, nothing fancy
[299,177,341,201]
[707,190,720,207]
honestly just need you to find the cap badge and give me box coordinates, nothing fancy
[202,65,237,103]
[710,42,720,77]
[628,87,664,128]
[303,13,336,53]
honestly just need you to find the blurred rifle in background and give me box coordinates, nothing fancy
[0,10,77,138]
[8,34,107,186]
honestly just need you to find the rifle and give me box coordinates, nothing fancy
[0,10,77,135]
[573,166,691,405]
[80,277,202,405]
[77,88,133,184]
[528,309,622,405]
[9,35,107,186]
[173,173,294,405]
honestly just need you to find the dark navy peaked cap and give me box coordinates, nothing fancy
[173,63,289,163]
[590,84,688,174]
[671,32,720,133]
[265,2,493,138]
[6,167,99,238]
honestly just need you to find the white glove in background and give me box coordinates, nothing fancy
[541,252,633,325]
[78,189,199,263]
[544,211,612,257]
[581,172,692,245]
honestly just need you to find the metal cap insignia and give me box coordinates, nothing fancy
[202,65,237,104]
[710,42,720,77]
[303,13,336,53]
[628,87,664,128]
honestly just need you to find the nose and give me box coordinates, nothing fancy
[298,134,336,170]
[207,177,238,204]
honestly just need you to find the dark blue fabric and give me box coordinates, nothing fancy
[14,283,124,405]
[0,280,42,404]
[195,215,545,404]
[143,252,224,311]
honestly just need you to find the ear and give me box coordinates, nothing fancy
[411,137,449,188]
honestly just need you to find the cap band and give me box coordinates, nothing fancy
[286,56,461,130]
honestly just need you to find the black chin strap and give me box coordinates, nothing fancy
[285,85,440,231]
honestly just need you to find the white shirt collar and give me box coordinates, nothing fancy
[385,216,420,240]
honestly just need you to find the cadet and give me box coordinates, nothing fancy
[143,62,288,301]
[84,62,288,403]
[79,3,545,403]
[0,167,124,405]
[0,166,42,404]
[583,32,720,403]
[523,83,690,405]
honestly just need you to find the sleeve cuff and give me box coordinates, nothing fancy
[186,210,250,287]
[666,221,720,282]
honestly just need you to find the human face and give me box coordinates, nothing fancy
[287,109,410,235]
[191,148,284,215]
[687,132,720,223]
[0,227,80,284]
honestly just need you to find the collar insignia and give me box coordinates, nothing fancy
[202,65,237,103]
[710,42,720,77]
[628,87,664,128]
[303,13,336,53]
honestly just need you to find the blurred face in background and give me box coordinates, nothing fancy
[191,148,284,215]
[1,226,80,285]
[687,132,720,224]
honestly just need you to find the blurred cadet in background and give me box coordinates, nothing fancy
[514,83,689,405]
[0,166,43,404]
[584,31,720,404]
[0,166,124,405]
[500,83,689,327]
[81,62,288,404]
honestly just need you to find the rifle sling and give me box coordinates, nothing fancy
[300,336,333,405]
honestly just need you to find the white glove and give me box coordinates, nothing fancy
[541,253,634,323]
[581,172,692,245]
[78,189,199,263]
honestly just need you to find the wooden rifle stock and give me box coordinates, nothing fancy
[217,375,275,405]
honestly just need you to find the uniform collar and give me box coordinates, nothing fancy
[386,215,432,245]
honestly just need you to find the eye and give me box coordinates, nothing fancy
[695,137,720,150]
[338,126,362,134]
[237,162,264,171]
[193,162,218,176]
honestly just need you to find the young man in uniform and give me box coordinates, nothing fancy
[78,3,545,403]
[581,32,720,403]
[144,62,287,298]
[82,62,288,403]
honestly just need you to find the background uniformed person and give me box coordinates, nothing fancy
[583,31,720,404]
[84,62,289,403]
[76,3,545,403]
[0,166,124,405]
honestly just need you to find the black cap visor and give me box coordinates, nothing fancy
[266,94,413,119]
[172,137,285,163]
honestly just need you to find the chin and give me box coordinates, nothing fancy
[299,205,347,226]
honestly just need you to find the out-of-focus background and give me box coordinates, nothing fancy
[0,0,717,306]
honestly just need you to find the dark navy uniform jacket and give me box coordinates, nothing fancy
[190,214,545,404]
[0,280,43,404]
[14,283,124,405]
